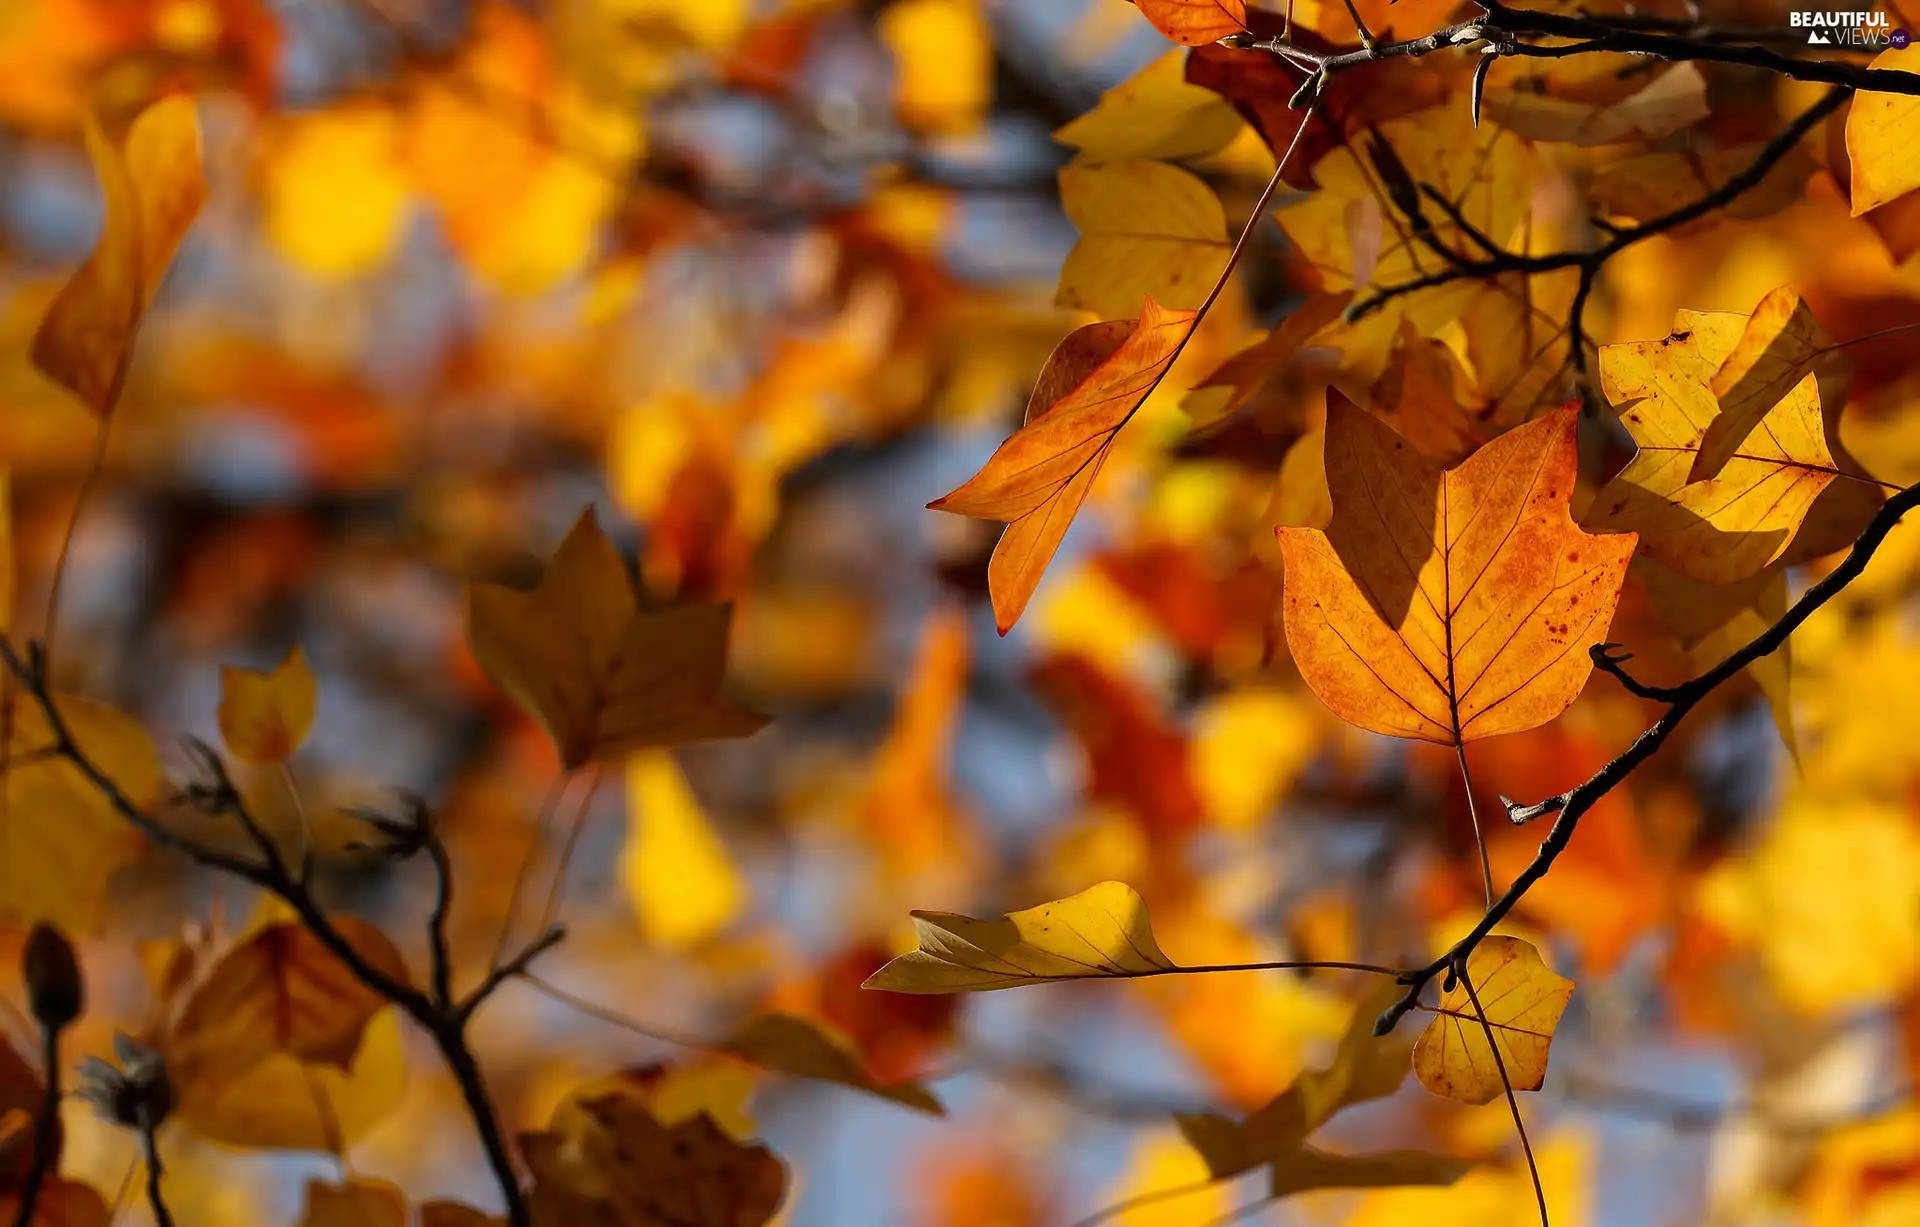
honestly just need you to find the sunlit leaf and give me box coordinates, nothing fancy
[864,880,1174,993]
[1276,399,1638,744]
[1847,50,1920,214]
[1411,935,1574,1105]
[1691,285,1831,482]
[1055,161,1230,319]
[1133,0,1249,45]
[1053,51,1242,164]
[879,0,992,134]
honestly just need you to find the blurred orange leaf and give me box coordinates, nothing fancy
[217,645,317,764]
[1134,0,1248,45]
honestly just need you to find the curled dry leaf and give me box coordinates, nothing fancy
[299,1179,408,1227]
[1133,0,1249,45]
[864,880,1173,993]
[720,1012,944,1115]
[218,646,318,764]
[1411,936,1574,1106]
[523,1093,787,1227]
[32,93,207,418]
[467,508,768,768]
[929,298,1197,633]
[1584,317,1839,584]
[1276,399,1638,745]
[166,918,411,1079]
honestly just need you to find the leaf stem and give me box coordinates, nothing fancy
[489,770,570,972]
[1459,962,1546,1227]
[1456,741,1495,907]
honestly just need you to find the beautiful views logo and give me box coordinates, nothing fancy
[1789,9,1908,45]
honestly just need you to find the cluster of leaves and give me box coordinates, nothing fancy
[7,0,1920,1226]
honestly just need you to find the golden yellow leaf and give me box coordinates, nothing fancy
[299,1179,407,1227]
[32,92,205,418]
[523,1094,786,1227]
[929,298,1198,633]
[1482,64,1708,146]
[879,0,992,134]
[166,918,411,1078]
[1411,935,1574,1106]
[1342,1129,1593,1227]
[721,1013,944,1115]
[217,646,318,764]
[622,749,748,948]
[1691,285,1830,482]
[864,880,1173,993]
[172,1008,408,1149]
[1055,161,1230,319]
[1133,0,1248,45]
[264,106,412,280]
[1102,1132,1228,1227]
[1192,687,1319,831]
[1277,401,1637,745]
[0,695,160,931]
[467,508,767,768]
[1848,50,1920,214]
[1585,322,1838,584]
[1053,51,1243,164]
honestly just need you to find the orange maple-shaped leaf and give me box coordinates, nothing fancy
[1135,0,1249,45]
[33,94,207,418]
[1411,935,1574,1105]
[930,297,1197,634]
[1276,400,1637,744]
[467,508,769,767]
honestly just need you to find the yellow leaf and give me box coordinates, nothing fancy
[1192,687,1319,831]
[1102,1132,1228,1227]
[1411,936,1574,1106]
[1848,50,1920,214]
[32,92,206,417]
[1585,319,1839,584]
[1055,161,1230,319]
[622,749,748,948]
[1692,285,1831,482]
[721,1013,944,1115]
[166,918,411,1079]
[879,0,993,134]
[466,508,767,768]
[1053,51,1243,164]
[1481,64,1708,146]
[0,695,160,931]
[299,1179,407,1227]
[264,106,412,280]
[173,1008,408,1149]
[1342,1129,1593,1227]
[217,646,318,764]
[864,880,1174,993]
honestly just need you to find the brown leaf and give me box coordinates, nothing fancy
[468,508,768,768]
[929,298,1196,633]
[32,94,206,418]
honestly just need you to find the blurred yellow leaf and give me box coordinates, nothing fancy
[172,1008,409,1149]
[1342,1129,1593,1227]
[0,695,160,931]
[879,0,992,134]
[1192,687,1319,831]
[1482,64,1708,146]
[299,1179,407,1227]
[1055,161,1229,319]
[623,748,749,948]
[1412,936,1574,1106]
[217,645,318,764]
[467,507,768,768]
[1848,50,1920,214]
[864,880,1174,993]
[264,106,412,280]
[33,92,205,417]
[721,1012,944,1115]
[1054,51,1242,164]
[1102,1131,1227,1227]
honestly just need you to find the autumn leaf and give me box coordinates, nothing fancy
[165,918,411,1079]
[218,646,318,764]
[623,749,749,949]
[1690,286,1831,482]
[170,1009,409,1149]
[1133,0,1248,45]
[1411,935,1574,1105]
[720,1013,944,1115]
[1275,399,1638,745]
[863,880,1174,993]
[419,1204,506,1227]
[300,1179,408,1227]
[1847,50,1920,214]
[929,297,1197,633]
[0,695,160,932]
[263,106,411,281]
[1481,63,1709,146]
[878,0,993,134]
[1053,51,1243,165]
[0,1178,110,1227]
[1186,291,1351,431]
[1584,320,1840,584]
[523,1093,787,1227]
[32,93,206,418]
[1268,1147,1472,1198]
[1055,161,1230,318]
[467,507,768,768]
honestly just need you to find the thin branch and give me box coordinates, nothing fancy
[140,1127,174,1227]
[1459,961,1546,1227]
[11,1027,59,1227]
